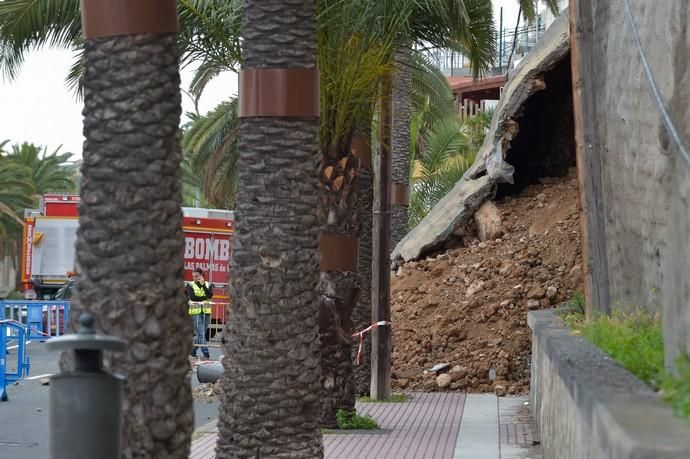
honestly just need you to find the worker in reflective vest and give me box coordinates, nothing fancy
[187,267,213,360]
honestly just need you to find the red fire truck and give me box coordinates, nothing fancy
[21,194,233,323]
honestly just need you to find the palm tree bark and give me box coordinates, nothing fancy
[216,0,323,456]
[352,129,374,396]
[391,47,413,249]
[74,32,193,458]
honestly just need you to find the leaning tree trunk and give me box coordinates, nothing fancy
[351,125,374,397]
[319,141,360,427]
[216,0,324,457]
[390,47,413,249]
[73,10,193,458]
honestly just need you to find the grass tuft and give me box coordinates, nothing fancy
[335,409,378,430]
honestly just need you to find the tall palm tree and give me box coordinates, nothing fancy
[4,142,77,194]
[389,0,495,250]
[72,3,193,457]
[215,0,323,456]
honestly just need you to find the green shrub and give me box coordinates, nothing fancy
[579,312,664,388]
[661,356,690,425]
[562,303,690,425]
[335,409,378,430]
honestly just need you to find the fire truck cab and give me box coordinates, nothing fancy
[21,194,234,311]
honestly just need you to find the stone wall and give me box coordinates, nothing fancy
[574,0,690,365]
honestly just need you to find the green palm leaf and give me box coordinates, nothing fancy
[5,143,77,194]
[0,0,81,80]
[182,98,239,209]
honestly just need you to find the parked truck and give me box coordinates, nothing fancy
[20,194,233,324]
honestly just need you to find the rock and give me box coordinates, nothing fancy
[474,201,503,242]
[569,265,583,284]
[536,193,547,202]
[398,378,409,389]
[397,369,417,380]
[396,266,404,277]
[527,299,541,309]
[466,280,485,297]
[527,286,545,299]
[437,373,452,388]
[40,378,50,386]
[424,379,438,390]
[446,327,466,340]
[427,362,451,373]
[450,382,464,390]
[494,384,507,397]
[450,366,468,381]
[546,286,558,299]
[488,368,497,381]
[423,296,441,308]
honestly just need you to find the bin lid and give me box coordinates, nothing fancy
[46,313,126,353]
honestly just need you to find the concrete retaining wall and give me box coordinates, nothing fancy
[573,1,690,365]
[529,309,690,459]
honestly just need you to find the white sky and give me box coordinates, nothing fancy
[0,0,525,159]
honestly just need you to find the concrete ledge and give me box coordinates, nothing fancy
[528,310,690,458]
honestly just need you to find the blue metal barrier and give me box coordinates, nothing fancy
[0,301,70,341]
[0,320,31,401]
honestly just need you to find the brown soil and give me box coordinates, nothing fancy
[391,170,583,394]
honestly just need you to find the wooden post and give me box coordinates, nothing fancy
[371,73,392,400]
[570,0,611,317]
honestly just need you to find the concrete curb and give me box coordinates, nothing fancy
[528,310,690,458]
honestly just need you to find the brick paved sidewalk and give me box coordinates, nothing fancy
[190,393,540,459]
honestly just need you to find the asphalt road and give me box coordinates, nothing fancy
[0,342,221,459]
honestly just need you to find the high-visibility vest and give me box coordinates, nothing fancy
[189,282,212,315]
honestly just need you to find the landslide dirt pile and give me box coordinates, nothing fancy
[391,170,583,394]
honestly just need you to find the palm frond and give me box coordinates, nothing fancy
[182,98,239,208]
[4,142,76,194]
[0,0,81,80]
[409,113,479,228]
[189,60,224,104]
[178,0,242,72]
[409,0,496,78]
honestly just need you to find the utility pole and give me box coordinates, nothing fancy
[371,74,392,400]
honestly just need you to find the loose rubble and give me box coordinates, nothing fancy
[391,171,583,394]
[192,381,222,402]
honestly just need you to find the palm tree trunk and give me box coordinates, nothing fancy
[391,47,413,249]
[319,144,360,427]
[352,127,374,397]
[74,26,193,459]
[216,0,323,456]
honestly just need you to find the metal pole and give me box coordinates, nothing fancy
[371,73,392,400]
[499,7,503,73]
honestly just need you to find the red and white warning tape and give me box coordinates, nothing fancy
[352,321,391,365]
[0,319,52,337]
